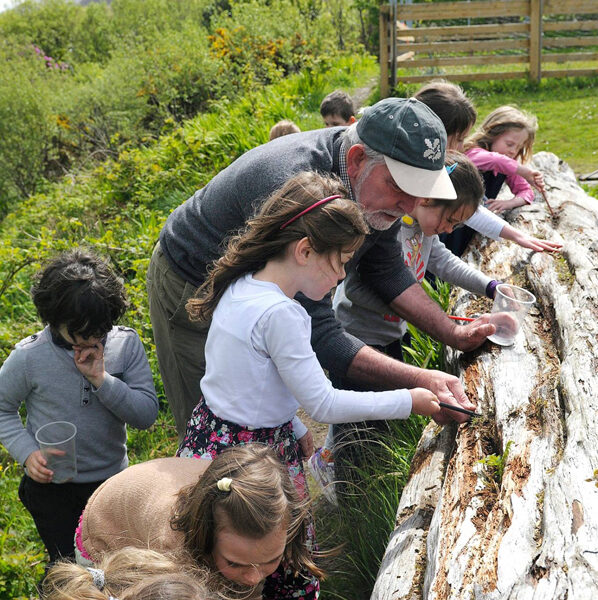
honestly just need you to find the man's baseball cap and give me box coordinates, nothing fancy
[356,97,456,200]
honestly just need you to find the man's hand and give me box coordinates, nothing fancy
[449,314,496,352]
[73,342,105,389]
[24,450,54,483]
[414,369,478,425]
[298,430,314,459]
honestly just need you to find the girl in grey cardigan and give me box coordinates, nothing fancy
[0,250,158,572]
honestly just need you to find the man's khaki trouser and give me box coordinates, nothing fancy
[146,242,210,441]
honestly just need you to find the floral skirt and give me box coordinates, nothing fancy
[177,397,308,499]
[177,398,318,600]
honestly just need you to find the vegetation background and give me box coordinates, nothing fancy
[0,0,596,598]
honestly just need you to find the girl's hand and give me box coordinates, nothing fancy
[517,165,546,193]
[73,342,105,389]
[486,197,526,214]
[25,450,54,483]
[298,430,314,459]
[511,232,562,253]
[410,388,440,418]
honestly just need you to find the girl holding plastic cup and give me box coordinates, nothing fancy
[0,250,158,573]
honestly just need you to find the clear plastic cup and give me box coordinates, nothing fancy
[487,283,536,346]
[35,421,77,483]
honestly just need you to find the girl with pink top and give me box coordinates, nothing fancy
[465,105,546,214]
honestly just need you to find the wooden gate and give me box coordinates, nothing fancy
[380,0,598,97]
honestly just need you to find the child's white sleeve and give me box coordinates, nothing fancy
[291,416,308,440]
[264,304,413,423]
[464,205,506,240]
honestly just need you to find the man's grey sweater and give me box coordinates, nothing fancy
[0,326,158,483]
[160,127,417,376]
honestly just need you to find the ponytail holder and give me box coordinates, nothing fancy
[446,163,458,175]
[217,477,233,492]
[86,567,105,590]
[279,194,342,230]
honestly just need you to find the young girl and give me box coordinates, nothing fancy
[466,105,545,215]
[42,547,209,600]
[0,250,158,570]
[176,171,440,488]
[414,82,559,255]
[75,445,320,600]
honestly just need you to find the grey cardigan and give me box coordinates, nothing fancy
[0,326,158,483]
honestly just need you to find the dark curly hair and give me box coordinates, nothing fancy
[31,249,128,338]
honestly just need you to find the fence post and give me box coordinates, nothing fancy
[529,0,543,83]
[379,5,390,98]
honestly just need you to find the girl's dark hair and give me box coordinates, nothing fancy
[31,249,128,338]
[428,150,484,215]
[187,171,369,322]
[414,80,477,137]
[170,444,323,579]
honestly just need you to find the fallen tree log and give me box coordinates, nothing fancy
[372,152,598,600]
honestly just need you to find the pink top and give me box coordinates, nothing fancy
[466,146,534,204]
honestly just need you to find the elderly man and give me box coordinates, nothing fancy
[147,97,495,439]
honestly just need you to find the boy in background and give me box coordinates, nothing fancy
[319,90,356,127]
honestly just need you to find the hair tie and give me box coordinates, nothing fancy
[279,194,342,230]
[217,477,233,492]
[446,163,458,175]
[86,567,105,590]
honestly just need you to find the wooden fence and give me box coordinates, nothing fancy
[380,0,598,97]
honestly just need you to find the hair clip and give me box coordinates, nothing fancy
[445,163,458,175]
[217,477,233,492]
[86,567,105,590]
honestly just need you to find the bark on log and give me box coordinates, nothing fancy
[372,152,598,600]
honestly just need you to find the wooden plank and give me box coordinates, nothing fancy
[542,67,598,77]
[407,38,529,53]
[406,54,527,68]
[543,36,598,48]
[529,0,542,82]
[544,0,598,15]
[397,0,529,21]
[397,70,527,83]
[542,51,598,63]
[379,6,389,98]
[398,22,528,42]
[544,20,598,33]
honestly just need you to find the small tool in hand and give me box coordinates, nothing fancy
[438,401,481,419]
[448,315,475,322]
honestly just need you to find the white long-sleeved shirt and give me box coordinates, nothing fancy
[201,274,412,431]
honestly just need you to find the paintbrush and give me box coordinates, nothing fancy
[540,189,556,218]
[438,401,481,419]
